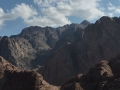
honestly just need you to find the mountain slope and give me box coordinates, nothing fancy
[61,54,120,90]
[0,56,59,90]
[0,21,89,70]
[39,16,120,85]
[0,36,36,69]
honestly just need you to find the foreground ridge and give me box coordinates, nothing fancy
[0,56,59,90]
[61,54,120,90]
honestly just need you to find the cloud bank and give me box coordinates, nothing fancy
[0,3,37,27]
[33,0,104,26]
[0,0,119,28]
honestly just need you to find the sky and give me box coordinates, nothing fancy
[0,0,120,36]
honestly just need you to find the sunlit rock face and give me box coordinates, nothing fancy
[0,56,59,90]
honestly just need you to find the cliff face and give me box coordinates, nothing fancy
[39,29,84,85]
[17,26,58,50]
[0,36,36,69]
[1,71,59,90]
[61,54,120,90]
[83,16,120,61]
[39,16,120,85]
[0,56,19,79]
[0,56,59,90]
[73,16,120,73]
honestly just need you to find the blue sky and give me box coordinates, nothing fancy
[0,0,120,36]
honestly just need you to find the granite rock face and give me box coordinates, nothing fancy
[0,56,19,79]
[0,56,59,90]
[0,36,36,69]
[0,71,59,90]
[17,26,58,50]
[61,54,120,90]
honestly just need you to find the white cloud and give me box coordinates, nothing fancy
[10,3,38,20]
[0,8,5,27]
[34,0,105,21]
[108,3,115,10]
[1,0,113,28]
[25,15,70,27]
[108,2,120,13]
[0,3,37,28]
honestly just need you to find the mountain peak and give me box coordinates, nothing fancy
[80,20,90,25]
[96,16,114,24]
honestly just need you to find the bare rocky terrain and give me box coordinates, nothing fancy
[0,20,89,70]
[1,16,120,88]
[61,54,120,90]
[1,52,120,90]
[0,56,59,90]
[39,16,120,85]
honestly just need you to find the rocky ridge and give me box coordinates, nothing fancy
[0,21,89,69]
[0,56,59,90]
[39,16,120,85]
[2,51,120,90]
[61,54,120,90]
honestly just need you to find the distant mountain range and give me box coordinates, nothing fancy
[0,20,90,70]
[1,16,120,89]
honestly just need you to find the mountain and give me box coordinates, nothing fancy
[38,31,83,85]
[2,16,120,90]
[0,21,89,70]
[0,56,19,78]
[61,54,120,90]
[38,16,120,85]
[2,16,120,86]
[0,56,59,90]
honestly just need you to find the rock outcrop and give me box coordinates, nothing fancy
[0,36,36,69]
[0,71,59,90]
[61,54,120,90]
[0,56,19,78]
[0,56,59,90]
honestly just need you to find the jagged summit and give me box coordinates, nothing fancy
[81,20,90,25]
[95,16,120,25]
[0,21,89,70]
